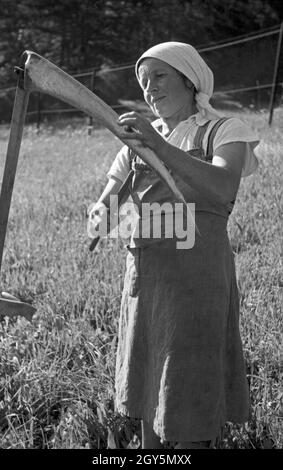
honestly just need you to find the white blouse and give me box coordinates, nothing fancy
[107,114,260,182]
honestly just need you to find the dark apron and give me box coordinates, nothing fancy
[114,119,250,442]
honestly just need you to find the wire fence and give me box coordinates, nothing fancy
[1,23,283,129]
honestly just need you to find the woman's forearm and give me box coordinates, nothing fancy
[117,115,242,205]
[98,177,122,207]
[157,141,239,205]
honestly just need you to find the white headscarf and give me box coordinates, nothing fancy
[135,41,223,122]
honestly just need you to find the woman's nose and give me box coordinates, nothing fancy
[146,78,158,93]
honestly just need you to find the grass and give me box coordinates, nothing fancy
[0,109,282,449]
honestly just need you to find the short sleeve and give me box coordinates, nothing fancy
[211,117,260,177]
[106,145,131,182]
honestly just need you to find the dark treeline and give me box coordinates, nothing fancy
[1,0,283,87]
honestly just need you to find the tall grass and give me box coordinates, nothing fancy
[0,110,282,448]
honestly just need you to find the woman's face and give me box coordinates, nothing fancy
[137,58,194,121]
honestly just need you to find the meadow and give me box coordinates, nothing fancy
[0,109,282,449]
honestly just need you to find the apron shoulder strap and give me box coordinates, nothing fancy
[197,117,235,215]
[193,121,210,150]
[193,117,230,162]
[206,117,230,159]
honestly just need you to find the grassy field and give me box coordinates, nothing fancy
[0,109,282,449]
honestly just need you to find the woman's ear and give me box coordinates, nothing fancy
[185,78,194,90]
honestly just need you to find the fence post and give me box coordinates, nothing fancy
[88,71,95,135]
[256,80,261,111]
[36,92,41,132]
[268,22,283,126]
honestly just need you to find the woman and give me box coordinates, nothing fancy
[88,42,259,449]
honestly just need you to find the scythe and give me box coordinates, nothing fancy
[0,51,196,319]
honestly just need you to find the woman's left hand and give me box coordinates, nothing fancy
[117,112,165,153]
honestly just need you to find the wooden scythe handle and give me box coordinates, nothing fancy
[0,69,30,273]
[0,67,36,320]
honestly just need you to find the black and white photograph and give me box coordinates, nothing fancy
[0,0,282,457]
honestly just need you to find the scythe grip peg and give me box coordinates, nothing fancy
[14,66,25,89]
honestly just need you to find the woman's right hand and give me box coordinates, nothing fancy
[87,177,122,241]
[87,201,109,239]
